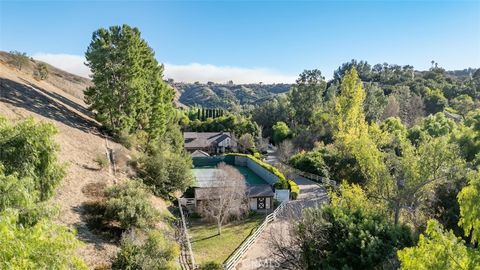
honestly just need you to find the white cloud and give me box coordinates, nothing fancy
[32,53,296,83]
[32,53,91,78]
[163,63,296,84]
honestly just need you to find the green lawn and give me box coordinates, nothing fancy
[188,214,264,265]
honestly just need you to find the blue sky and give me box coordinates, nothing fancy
[1,0,479,83]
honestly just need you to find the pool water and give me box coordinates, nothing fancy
[192,165,268,187]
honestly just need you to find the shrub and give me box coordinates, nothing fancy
[272,121,291,144]
[138,150,194,198]
[33,63,48,80]
[94,153,109,170]
[9,51,29,70]
[199,261,223,270]
[288,180,300,200]
[0,117,65,201]
[112,229,179,270]
[105,181,159,230]
[289,150,329,177]
[0,209,87,269]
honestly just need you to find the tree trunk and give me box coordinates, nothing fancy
[217,219,222,235]
[394,205,401,226]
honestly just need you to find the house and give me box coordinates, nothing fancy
[187,184,274,212]
[184,132,233,154]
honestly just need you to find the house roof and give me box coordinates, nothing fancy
[191,150,210,157]
[184,132,231,149]
[247,185,275,197]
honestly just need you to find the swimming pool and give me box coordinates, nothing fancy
[192,165,268,187]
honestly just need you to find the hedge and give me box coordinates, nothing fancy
[225,153,289,189]
[289,180,299,200]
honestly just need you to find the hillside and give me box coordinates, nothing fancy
[174,82,291,108]
[0,52,159,268]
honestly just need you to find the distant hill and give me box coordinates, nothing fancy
[173,82,291,109]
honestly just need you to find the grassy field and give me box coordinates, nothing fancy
[188,214,265,265]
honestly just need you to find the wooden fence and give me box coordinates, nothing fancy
[178,200,196,269]
[223,201,287,270]
[279,162,337,187]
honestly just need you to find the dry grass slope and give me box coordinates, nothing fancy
[0,51,167,268]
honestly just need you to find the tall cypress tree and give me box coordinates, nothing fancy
[85,25,173,140]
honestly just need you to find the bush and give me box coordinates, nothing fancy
[199,261,223,270]
[94,153,109,169]
[33,63,48,80]
[0,209,87,269]
[272,121,291,144]
[112,229,179,270]
[9,51,29,70]
[0,117,65,201]
[105,181,159,230]
[288,180,300,200]
[294,183,412,269]
[289,150,329,177]
[138,150,194,198]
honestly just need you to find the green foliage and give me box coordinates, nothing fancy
[251,96,290,139]
[332,66,368,142]
[138,149,194,198]
[364,82,388,123]
[458,170,480,243]
[187,114,259,138]
[421,112,455,137]
[0,209,87,270]
[105,181,159,230]
[288,69,327,126]
[198,261,223,270]
[272,121,291,144]
[288,179,299,200]
[33,63,48,80]
[0,117,65,201]
[297,183,412,269]
[424,88,448,114]
[85,24,174,140]
[112,229,179,270]
[289,150,329,177]
[0,170,34,211]
[452,94,475,118]
[398,220,480,270]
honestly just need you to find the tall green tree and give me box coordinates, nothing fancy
[85,25,174,140]
[288,69,326,126]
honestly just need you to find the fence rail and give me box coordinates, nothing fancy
[279,162,336,187]
[223,201,287,270]
[178,200,196,269]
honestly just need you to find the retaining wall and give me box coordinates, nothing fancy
[233,156,280,186]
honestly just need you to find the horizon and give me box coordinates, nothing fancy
[1,0,479,83]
